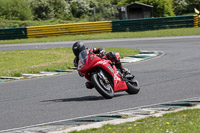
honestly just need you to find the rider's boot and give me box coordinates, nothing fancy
[85,81,94,89]
[122,68,131,75]
[115,62,130,75]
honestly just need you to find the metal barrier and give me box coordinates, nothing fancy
[0,27,27,40]
[194,14,199,27]
[0,15,199,40]
[27,21,112,38]
[112,15,194,32]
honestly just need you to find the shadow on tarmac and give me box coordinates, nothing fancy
[41,94,127,103]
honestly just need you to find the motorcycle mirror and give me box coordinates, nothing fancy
[89,48,92,54]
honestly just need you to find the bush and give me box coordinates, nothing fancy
[30,0,55,20]
[49,0,71,19]
[117,0,175,17]
[173,0,188,15]
[0,0,119,24]
[173,0,200,15]
[0,0,33,20]
[70,0,92,18]
[0,19,76,29]
[87,0,118,21]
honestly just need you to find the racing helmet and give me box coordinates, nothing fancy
[72,41,86,57]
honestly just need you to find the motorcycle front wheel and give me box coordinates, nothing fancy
[126,79,140,94]
[91,73,114,99]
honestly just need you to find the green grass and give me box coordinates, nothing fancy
[0,27,200,45]
[0,47,140,77]
[70,109,200,133]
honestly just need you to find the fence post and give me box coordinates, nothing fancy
[199,16,200,27]
[194,14,199,27]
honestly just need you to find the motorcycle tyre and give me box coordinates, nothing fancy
[126,79,140,94]
[91,74,114,99]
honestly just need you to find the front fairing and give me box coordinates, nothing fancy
[79,50,88,65]
[77,50,88,72]
[77,49,102,73]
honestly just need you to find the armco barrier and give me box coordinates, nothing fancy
[112,15,194,32]
[27,21,112,38]
[0,27,27,40]
[0,15,199,40]
[194,14,199,27]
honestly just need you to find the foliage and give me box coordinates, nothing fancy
[186,0,200,13]
[173,0,200,15]
[0,19,76,29]
[49,0,71,19]
[117,0,175,17]
[111,0,121,5]
[69,0,91,18]
[0,0,32,20]
[0,0,199,26]
[30,0,71,20]
[173,0,188,15]
[68,0,117,20]
[30,0,54,20]
[0,0,118,22]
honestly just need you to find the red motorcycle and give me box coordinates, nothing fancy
[77,48,140,99]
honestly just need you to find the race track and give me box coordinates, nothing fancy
[1,36,200,131]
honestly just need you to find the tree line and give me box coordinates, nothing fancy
[0,0,199,21]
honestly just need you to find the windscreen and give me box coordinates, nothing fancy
[79,50,88,65]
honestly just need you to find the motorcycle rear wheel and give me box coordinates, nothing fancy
[91,73,114,99]
[126,79,140,94]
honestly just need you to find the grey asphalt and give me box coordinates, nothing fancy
[1,36,200,131]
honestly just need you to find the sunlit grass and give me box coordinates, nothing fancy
[0,48,74,77]
[70,109,200,133]
[0,47,140,77]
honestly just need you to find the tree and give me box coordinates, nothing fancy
[117,0,136,6]
[49,0,71,19]
[111,0,121,5]
[69,0,91,18]
[173,0,200,15]
[173,0,188,15]
[30,0,54,20]
[185,0,200,14]
[117,0,175,17]
[0,0,32,20]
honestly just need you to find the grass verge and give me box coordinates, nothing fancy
[0,27,200,45]
[0,47,140,77]
[70,109,200,133]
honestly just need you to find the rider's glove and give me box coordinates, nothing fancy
[99,50,105,57]
[99,48,106,57]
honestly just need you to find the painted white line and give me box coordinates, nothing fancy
[121,58,143,63]
[135,53,157,57]
[133,51,165,64]
[1,96,200,133]
[51,105,200,133]
[0,77,24,80]
[121,50,161,63]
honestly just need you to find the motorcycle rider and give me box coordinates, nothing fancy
[72,41,129,89]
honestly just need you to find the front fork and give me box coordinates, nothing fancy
[97,70,109,84]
